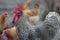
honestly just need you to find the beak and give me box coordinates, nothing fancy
[4,12,9,17]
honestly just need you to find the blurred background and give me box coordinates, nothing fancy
[0,0,60,18]
[0,0,60,23]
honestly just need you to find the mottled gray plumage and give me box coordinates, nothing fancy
[16,12,59,40]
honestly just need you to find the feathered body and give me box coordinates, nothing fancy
[0,13,8,32]
[3,27,18,40]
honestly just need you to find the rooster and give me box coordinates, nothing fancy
[23,3,40,24]
[29,4,40,24]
